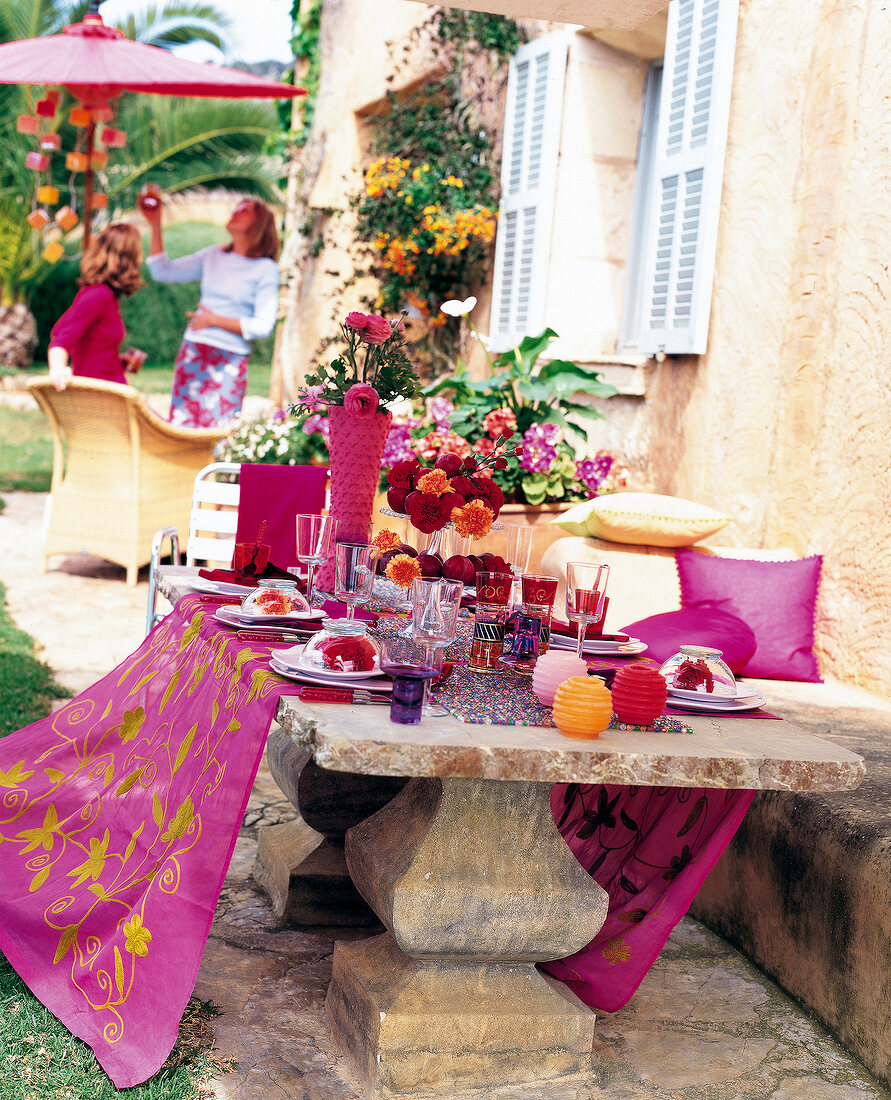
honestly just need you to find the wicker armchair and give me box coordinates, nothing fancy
[28,377,229,586]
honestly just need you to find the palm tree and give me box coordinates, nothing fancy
[0,0,287,367]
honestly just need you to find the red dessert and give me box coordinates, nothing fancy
[317,634,377,672]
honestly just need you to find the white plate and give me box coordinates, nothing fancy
[666,693,766,714]
[269,658,392,692]
[215,605,325,628]
[213,609,319,634]
[271,645,383,679]
[668,682,760,703]
[550,635,647,656]
[188,577,255,596]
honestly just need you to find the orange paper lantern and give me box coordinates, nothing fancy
[36,186,59,205]
[611,665,668,727]
[552,676,613,740]
[55,206,79,231]
[89,151,108,170]
[42,240,65,264]
[69,107,91,128]
[26,209,51,230]
[92,106,114,123]
[91,193,109,209]
[44,90,61,106]
[65,152,90,172]
[16,115,39,135]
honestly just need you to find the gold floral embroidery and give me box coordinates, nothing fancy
[601,936,631,965]
[123,914,152,957]
[67,829,111,888]
[0,761,36,788]
[16,804,62,854]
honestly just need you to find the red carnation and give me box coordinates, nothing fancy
[494,457,508,470]
[472,476,504,516]
[449,474,476,499]
[406,491,453,534]
[463,457,478,470]
[387,458,420,488]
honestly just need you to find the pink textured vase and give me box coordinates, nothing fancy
[317,404,392,590]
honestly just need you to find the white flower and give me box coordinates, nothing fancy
[470,330,492,349]
[440,296,477,317]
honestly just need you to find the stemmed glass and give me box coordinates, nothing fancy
[296,514,336,606]
[505,524,534,611]
[410,577,464,716]
[565,561,611,660]
[334,542,379,620]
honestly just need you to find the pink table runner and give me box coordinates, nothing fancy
[0,596,298,1087]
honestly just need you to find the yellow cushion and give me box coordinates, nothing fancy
[553,493,731,547]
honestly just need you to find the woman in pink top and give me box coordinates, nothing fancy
[48,223,146,391]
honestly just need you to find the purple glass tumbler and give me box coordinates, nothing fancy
[379,636,443,725]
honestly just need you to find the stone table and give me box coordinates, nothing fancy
[157,569,865,1098]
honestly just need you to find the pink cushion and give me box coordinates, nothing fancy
[619,605,757,671]
[674,551,822,682]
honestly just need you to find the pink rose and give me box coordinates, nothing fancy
[344,311,369,331]
[343,383,380,419]
[361,314,393,345]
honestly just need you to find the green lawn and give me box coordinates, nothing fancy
[0,362,273,495]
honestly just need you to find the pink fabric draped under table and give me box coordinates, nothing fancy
[0,596,299,1087]
[0,594,755,1086]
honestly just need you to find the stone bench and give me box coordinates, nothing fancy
[541,535,891,1089]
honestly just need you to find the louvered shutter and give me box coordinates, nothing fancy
[637,0,739,355]
[489,32,569,352]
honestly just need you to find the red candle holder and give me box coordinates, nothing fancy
[611,665,668,726]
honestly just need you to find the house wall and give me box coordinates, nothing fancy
[634,0,891,695]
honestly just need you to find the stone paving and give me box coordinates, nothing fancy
[1,489,889,1099]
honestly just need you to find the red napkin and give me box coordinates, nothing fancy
[199,564,305,589]
[235,464,328,568]
[551,619,629,643]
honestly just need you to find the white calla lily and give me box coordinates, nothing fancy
[440,296,477,317]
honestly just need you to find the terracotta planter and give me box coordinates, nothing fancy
[317,405,392,590]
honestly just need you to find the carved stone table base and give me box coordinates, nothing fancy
[325,776,609,1097]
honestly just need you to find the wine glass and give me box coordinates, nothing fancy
[379,635,443,725]
[410,577,463,715]
[296,514,336,606]
[565,561,610,660]
[334,542,379,619]
[505,523,534,610]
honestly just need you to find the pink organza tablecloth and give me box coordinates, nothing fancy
[0,596,299,1087]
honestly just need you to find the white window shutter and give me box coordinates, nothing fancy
[638,0,739,356]
[489,32,569,353]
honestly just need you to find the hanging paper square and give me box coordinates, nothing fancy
[36,98,57,118]
[42,241,65,263]
[16,115,39,135]
[100,127,127,147]
[90,151,108,170]
[25,152,50,172]
[37,185,59,205]
[26,209,51,230]
[66,152,90,172]
[56,206,79,231]
[91,193,109,209]
[40,133,62,151]
[92,106,114,123]
[69,107,91,127]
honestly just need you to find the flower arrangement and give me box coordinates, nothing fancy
[296,310,420,413]
[399,299,628,505]
[375,434,519,589]
[216,408,330,468]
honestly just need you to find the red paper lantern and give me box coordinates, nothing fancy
[100,127,126,147]
[611,665,668,727]
[35,98,57,118]
[40,133,62,151]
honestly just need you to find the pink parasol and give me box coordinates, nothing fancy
[0,0,304,242]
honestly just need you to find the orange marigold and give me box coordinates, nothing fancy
[371,528,402,552]
[450,499,494,540]
[416,469,451,497]
[385,553,423,589]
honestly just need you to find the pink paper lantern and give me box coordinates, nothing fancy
[25,152,49,172]
[531,650,589,706]
[16,115,39,135]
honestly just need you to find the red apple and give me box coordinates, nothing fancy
[417,553,443,578]
[377,549,400,574]
[387,486,409,512]
[398,543,418,557]
[434,452,463,477]
[442,555,476,585]
[469,555,485,572]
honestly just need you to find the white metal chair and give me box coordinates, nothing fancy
[146,461,240,634]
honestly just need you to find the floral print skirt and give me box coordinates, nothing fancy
[168,339,249,428]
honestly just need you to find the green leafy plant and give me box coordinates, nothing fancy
[421,306,623,505]
[216,408,329,467]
